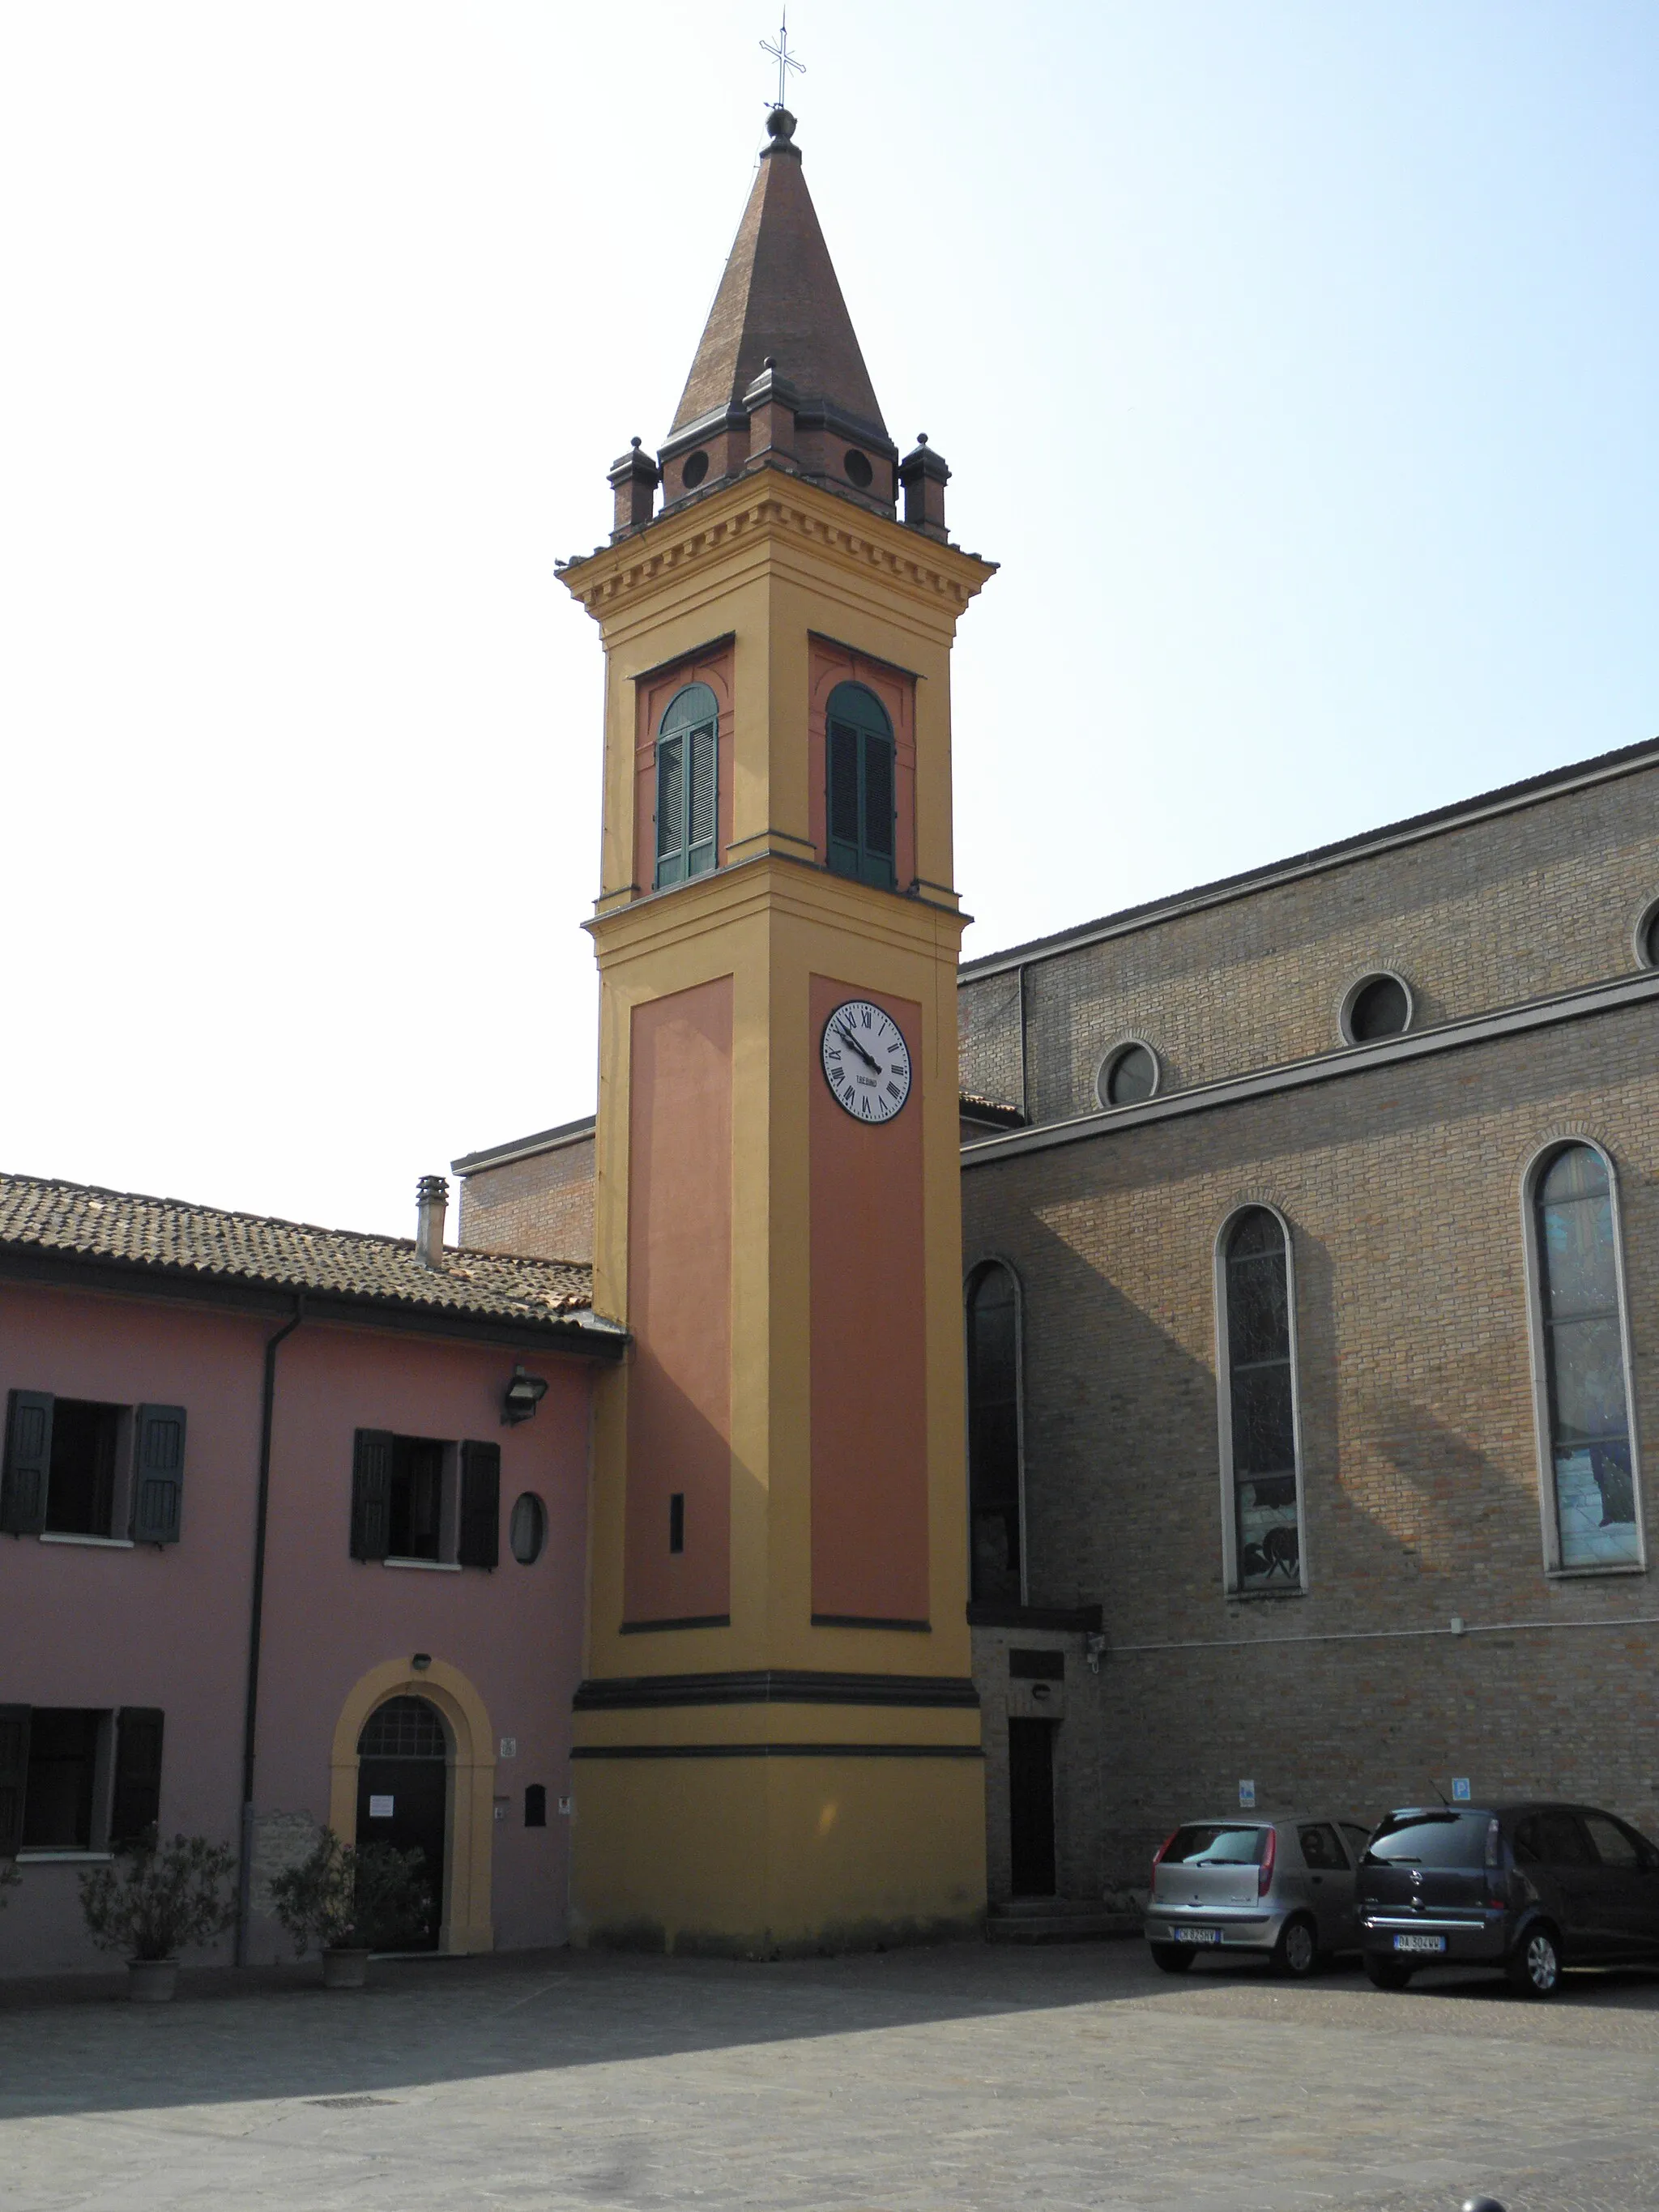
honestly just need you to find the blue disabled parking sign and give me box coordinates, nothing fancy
[1239,1779,1256,1807]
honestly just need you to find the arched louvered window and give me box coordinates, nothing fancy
[1218,1207,1304,1592]
[655,682,719,889]
[825,681,895,890]
[1529,1144,1641,1570]
[966,1260,1022,1602]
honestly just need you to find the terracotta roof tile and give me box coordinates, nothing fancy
[0,1171,603,1334]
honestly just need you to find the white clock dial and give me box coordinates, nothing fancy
[821,999,912,1123]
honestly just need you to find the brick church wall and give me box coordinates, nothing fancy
[960,749,1659,1894]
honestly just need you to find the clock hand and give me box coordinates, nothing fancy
[836,1023,881,1074]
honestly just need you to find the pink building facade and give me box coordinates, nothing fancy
[0,1174,619,1976]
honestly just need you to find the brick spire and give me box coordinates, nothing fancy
[670,109,887,443]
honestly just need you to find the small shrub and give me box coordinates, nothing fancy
[267,1831,433,1954]
[79,1831,237,1962]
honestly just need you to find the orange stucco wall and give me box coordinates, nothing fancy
[808,974,930,1624]
[623,975,734,1625]
[632,642,736,897]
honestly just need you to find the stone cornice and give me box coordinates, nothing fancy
[559,472,996,626]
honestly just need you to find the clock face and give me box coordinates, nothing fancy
[821,999,912,1123]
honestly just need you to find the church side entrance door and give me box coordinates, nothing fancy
[1008,1717,1056,1897]
[354,1694,448,1950]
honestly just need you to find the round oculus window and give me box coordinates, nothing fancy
[509,1492,547,1565]
[843,448,874,489]
[1346,974,1410,1042]
[1101,1042,1157,1108]
[1640,903,1659,969]
[680,450,710,490]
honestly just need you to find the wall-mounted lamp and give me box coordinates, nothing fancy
[1085,1632,1107,1675]
[502,1366,549,1426]
[412,1652,432,1672]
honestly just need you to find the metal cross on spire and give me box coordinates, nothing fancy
[760,9,804,111]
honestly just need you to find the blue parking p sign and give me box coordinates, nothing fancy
[1452,1777,1471,1802]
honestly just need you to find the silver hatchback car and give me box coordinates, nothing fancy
[1145,1815,1373,1977]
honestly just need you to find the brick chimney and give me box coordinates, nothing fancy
[415,1175,449,1270]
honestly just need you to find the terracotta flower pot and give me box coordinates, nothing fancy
[128,1958,180,2003]
[321,1946,370,1988]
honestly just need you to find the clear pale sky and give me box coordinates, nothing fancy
[2,3,1655,1239]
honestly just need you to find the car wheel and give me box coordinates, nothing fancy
[1273,1914,1320,1978]
[1506,1924,1562,2000]
[1149,1944,1196,1975]
[1364,1955,1414,1991]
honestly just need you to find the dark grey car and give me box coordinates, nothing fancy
[1145,1815,1373,1976]
[1358,1802,1659,1997]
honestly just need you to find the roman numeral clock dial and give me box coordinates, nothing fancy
[821,999,911,1123]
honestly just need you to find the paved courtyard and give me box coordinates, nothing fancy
[3,1939,1658,2212]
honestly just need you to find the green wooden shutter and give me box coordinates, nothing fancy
[655,733,685,886]
[861,727,895,888]
[827,721,862,878]
[351,1429,394,1561]
[458,1441,501,1570]
[131,1404,186,1545]
[110,1708,164,1843]
[0,1707,29,1856]
[1,1392,53,1536]
[686,719,717,878]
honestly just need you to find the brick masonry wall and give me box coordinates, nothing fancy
[960,761,1659,1124]
[962,1004,1659,1890]
[458,1136,596,1264]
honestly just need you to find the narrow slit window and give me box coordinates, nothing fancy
[1531,1144,1640,1568]
[825,681,896,891]
[668,1492,685,1555]
[655,683,719,888]
[1220,1208,1303,1592]
[966,1261,1021,1602]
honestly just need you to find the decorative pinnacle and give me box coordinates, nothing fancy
[760,9,804,112]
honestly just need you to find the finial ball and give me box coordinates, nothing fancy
[765,356,777,371]
[917,432,929,445]
[630,436,642,450]
[766,106,797,141]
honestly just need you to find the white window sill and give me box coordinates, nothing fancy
[383,1556,461,1573]
[1225,1585,1307,1601]
[1546,1562,1648,1579]
[39,1532,135,1550]
[15,1849,113,1864]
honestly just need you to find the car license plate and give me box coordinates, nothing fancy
[1175,1927,1222,1944]
[1393,1933,1447,1954]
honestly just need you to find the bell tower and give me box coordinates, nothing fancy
[560,104,995,1955]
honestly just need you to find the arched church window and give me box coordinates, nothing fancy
[966,1260,1022,1603]
[1528,1143,1641,1571]
[825,682,896,891]
[1218,1207,1304,1593]
[655,683,719,889]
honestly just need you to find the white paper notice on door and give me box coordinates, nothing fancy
[369,1795,394,1818]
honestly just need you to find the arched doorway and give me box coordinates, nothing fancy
[355,1696,448,1950]
[329,1657,497,1954]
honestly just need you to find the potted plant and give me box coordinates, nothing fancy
[267,1831,433,1987]
[79,1831,237,2001]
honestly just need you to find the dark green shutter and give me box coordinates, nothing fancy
[131,1404,186,1545]
[686,720,717,878]
[655,732,685,886]
[861,727,895,887]
[110,1709,164,1843]
[458,1441,501,1570]
[827,722,862,878]
[1,1392,53,1536]
[0,1707,29,1856]
[351,1429,394,1561]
